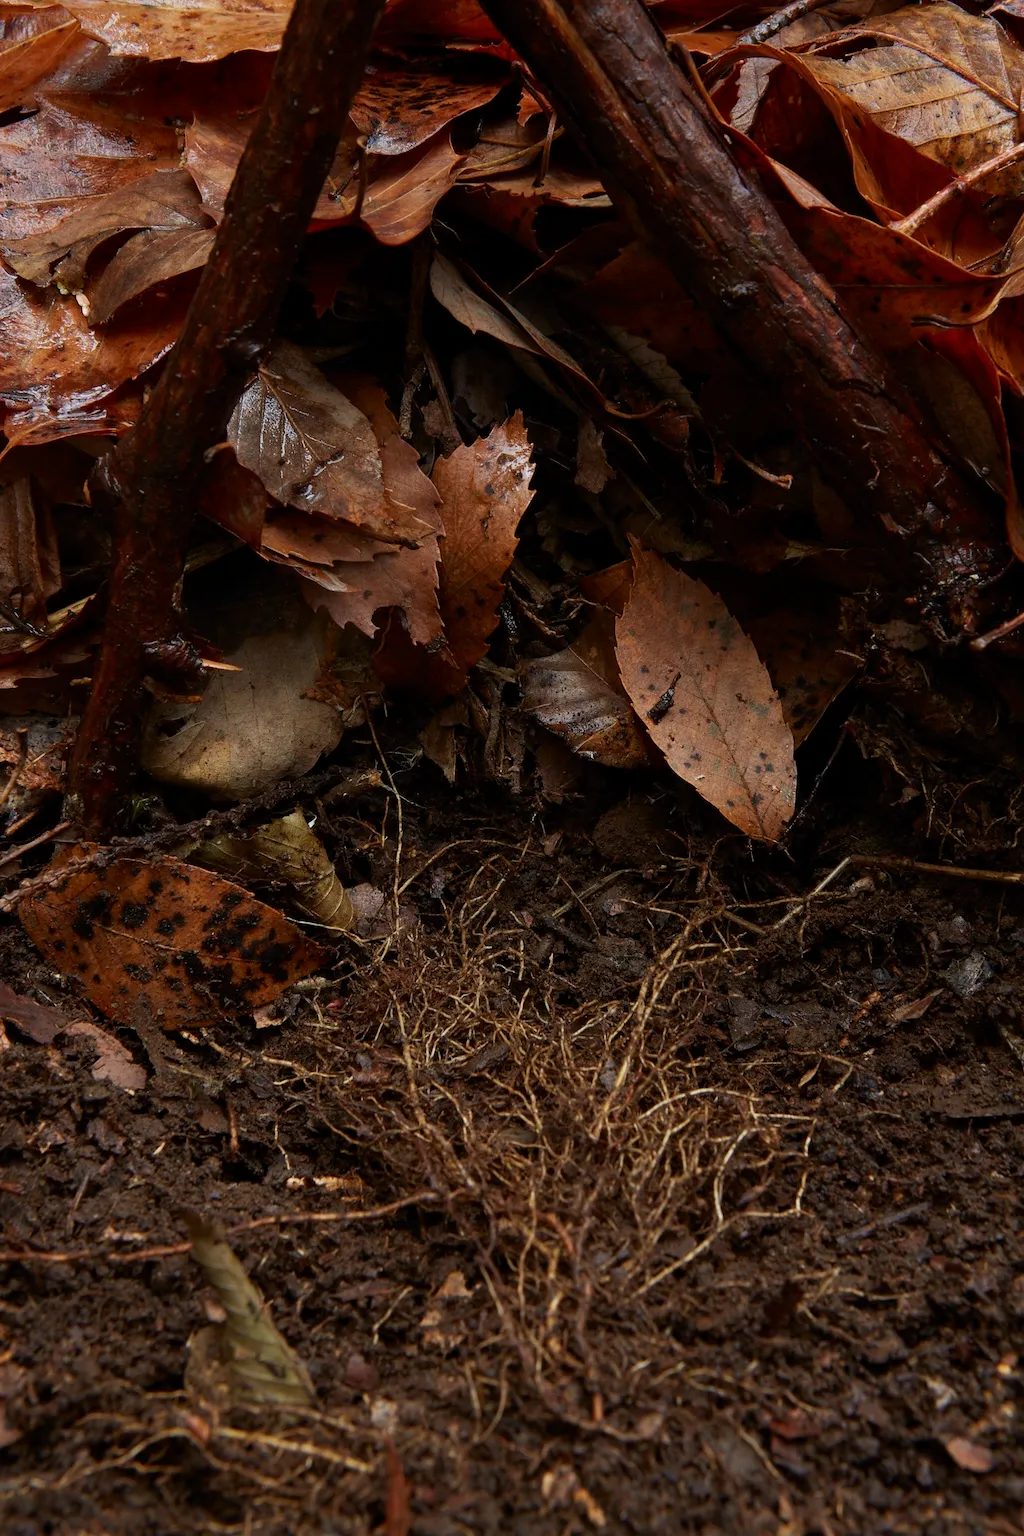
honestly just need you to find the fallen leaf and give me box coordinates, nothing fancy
[0,8,81,116]
[350,62,504,155]
[63,1019,148,1089]
[86,226,215,326]
[804,4,1024,197]
[55,0,293,62]
[615,544,796,840]
[0,262,189,447]
[360,131,467,246]
[20,852,324,1029]
[521,612,650,769]
[891,987,944,1022]
[194,809,355,932]
[0,979,70,1043]
[434,411,535,674]
[0,168,209,291]
[0,478,62,649]
[184,1210,316,1407]
[228,341,434,545]
[295,375,443,644]
[944,1435,995,1473]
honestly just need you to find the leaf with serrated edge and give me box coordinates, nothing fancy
[615,544,796,841]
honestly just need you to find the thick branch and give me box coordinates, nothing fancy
[67,0,387,837]
[477,0,1002,601]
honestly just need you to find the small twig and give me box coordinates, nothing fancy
[363,703,404,915]
[0,731,28,814]
[892,142,1024,237]
[970,606,1024,651]
[838,1201,931,1249]
[738,0,834,46]
[0,819,71,875]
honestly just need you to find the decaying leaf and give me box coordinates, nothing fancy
[183,1210,315,1408]
[0,478,62,651]
[62,1019,148,1090]
[434,412,535,673]
[194,810,355,933]
[19,852,323,1029]
[522,612,650,769]
[228,341,434,545]
[55,0,293,63]
[615,545,796,841]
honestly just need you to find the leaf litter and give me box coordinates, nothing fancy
[1,0,1023,1527]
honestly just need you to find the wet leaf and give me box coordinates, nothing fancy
[183,1211,316,1407]
[54,0,292,63]
[350,62,504,155]
[434,411,535,674]
[19,853,323,1029]
[0,168,208,291]
[615,545,796,841]
[360,131,467,245]
[0,478,62,646]
[228,341,434,545]
[522,612,650,769]
[0,8,81,115]
[0,262,188,447]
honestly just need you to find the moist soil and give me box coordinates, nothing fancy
[1,752,1023,1536]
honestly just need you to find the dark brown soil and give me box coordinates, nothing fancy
[1,767,1023,1536]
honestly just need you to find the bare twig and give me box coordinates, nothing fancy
[67,0,388,836]
[892,142,1024,237]
[738,0,834,46]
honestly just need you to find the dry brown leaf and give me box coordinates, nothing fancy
[295,376,442,645]
[615,545,796,841]
[521,612,650,769]
[53,0,292,62]
[62,1019,148,1090]
[228,342,433,545]
[0,979,70,1044]
[19,852,323,1029]
[944,1436,995,1473]
[804,4,1024,196]
[434,412,535,674]
[360,131,467,245]
[86,226,214,325]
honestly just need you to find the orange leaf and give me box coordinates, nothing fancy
[20,853,324,1030]
[615,545,796,841]
[434,411,535,674]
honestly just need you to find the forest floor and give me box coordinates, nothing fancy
[1,748,1022,1536]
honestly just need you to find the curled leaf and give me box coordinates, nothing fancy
[184,1210,315,1408]
[195,810,355,933]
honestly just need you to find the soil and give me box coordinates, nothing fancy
[1,752,1023,1536]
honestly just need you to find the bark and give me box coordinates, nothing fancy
[67,0,387,837]
[476,0,1003,605]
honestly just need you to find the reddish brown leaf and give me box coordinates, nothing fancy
[52,0,292,62]
[0,263,189,446]
[186,110,362,224]
[350,62,504,155]
[296,378,443,645]
[86,226,215,326]
[360,131,467,246]
[0,169,209,291]
[434,412,535,674]
[615,545,796,841]
[384,1441,411,1536]
[0,8,81,115]
[62,1019,148,1089]
[20,853,324,1030]
[522,611,650,769]
[0,478,61,646]
[228,341,434,545]
[0,979,70,1044]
